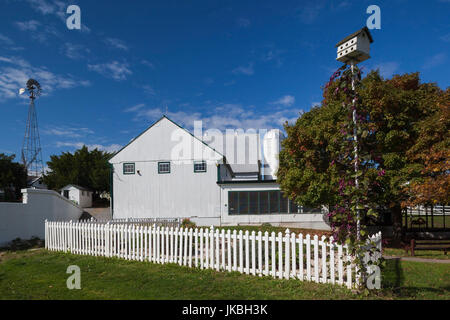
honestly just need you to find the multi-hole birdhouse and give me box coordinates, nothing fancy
[336,27,373,64]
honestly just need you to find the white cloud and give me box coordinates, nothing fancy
[423,53,447,70]
[55,142,122,153]
[126,103,303,132]
[142,85,156,95]
[88,61,132,81]
[123,103,146,113]
[141,60,155,68]
[271,95,295,107]
[0,33,14,45]
[104,38,129,51]
[297,3,324,24]
[441,33,450,42]
[43,126,94,138]
[232,63,254,76]
[61,42,89,60]
[373,62,399,78]
[237,18,251,28]
[15,20,41,31]
[0,55,90,100]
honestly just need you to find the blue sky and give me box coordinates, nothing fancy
[0,0,449,166]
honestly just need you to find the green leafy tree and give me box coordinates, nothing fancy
[0,154,27,201]
[44,146,113,198]
[278,70,445,241]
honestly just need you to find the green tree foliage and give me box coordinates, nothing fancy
[44,146,113,197]
[0,154,27,201]
[278,70,446,239]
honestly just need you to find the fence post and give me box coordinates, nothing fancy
[245,230,250,275]
[291,231,296,279]
[215,228,220,271]
[233,230,237,272]
[239,230,243,273]
[321,235,327,284]
[264,231,269,277]
[284,229,290,280]
[221,229,225,270]
[194,228,199,268]
[251,231,256,276]
[277,232,283,279]
[271,232,276,278]
[313,235,319,283]
[257,231,262,276]
[330,236,335,284]
[306,234,311,281]
[227,230,231,272]
[200,228,204,269]
[45,220,48,250]
[205,228,209,269]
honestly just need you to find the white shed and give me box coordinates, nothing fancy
[60,184,93,208]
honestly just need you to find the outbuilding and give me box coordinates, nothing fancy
[60,184,93,208]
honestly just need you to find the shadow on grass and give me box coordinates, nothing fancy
[0,237,44,252]
[382,258,449,298]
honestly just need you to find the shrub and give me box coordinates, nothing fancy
[181,218,196,229]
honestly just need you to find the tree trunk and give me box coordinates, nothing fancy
[391,203,403,241]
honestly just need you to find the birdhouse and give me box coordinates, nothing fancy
[336,27,373,64]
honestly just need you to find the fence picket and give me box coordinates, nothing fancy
[277,232,283,279]
[314,235,319,283]
[264,231,269,277]
[330,236,335,284]
[251,231,256,276]
[257,231,262,276]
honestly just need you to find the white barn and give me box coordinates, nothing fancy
[60,184,93,208]
[109,116,329,229]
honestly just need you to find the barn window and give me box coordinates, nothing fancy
[123,163,135,175]
[158,162,170,174]
[228,190,306,215]
[194,161,207,172]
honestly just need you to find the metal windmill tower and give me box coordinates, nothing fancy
[21,79,44,177]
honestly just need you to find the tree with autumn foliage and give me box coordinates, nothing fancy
[278,70,447,243]
[403,88,450,206]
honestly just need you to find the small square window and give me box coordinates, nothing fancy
[158,162,170,174]
[123,163,135,175]
[194,161,207,173]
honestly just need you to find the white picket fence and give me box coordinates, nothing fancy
[45,220,382,289]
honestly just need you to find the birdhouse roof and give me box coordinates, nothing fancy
[335,27,373,47]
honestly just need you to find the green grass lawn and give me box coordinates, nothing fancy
[0,249,448,300]
[383,247,449,260]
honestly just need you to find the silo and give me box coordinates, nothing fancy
[262,129,283,179]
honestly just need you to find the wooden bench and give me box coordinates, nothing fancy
[408,239,450,256]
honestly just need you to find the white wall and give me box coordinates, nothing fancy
[110,117,222,220]
[0,188,83,245]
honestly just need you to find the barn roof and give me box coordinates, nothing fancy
[109,115,224,162]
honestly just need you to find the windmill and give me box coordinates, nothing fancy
[20,79,44,178]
